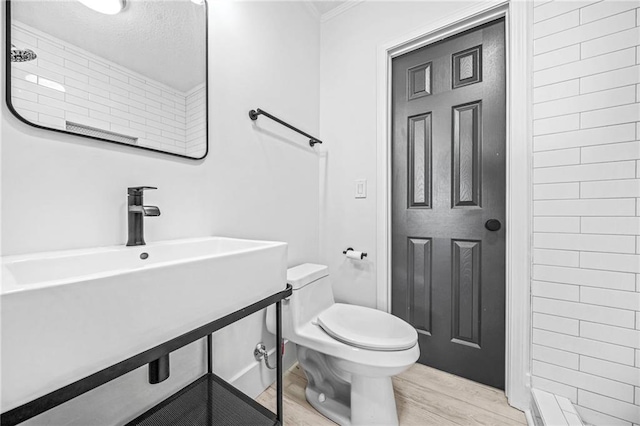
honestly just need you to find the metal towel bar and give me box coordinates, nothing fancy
[249,108,323,147]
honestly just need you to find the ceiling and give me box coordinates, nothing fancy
[11,0,206,93]
[308,1,348,17]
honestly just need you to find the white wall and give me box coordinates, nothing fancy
[319,1,474,307]
[1,0,319,422]
[530,2,640,425]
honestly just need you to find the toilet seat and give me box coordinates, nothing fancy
[317,304,417,351]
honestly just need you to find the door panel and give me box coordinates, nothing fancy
[452,101,482,208]
[451,239,481,348]
[407,237,432,334]
[408,113,432,208]
[391,19,506,389]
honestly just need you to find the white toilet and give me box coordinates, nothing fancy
[267,263,419,426]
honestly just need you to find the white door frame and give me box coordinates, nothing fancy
[375,1,533,411]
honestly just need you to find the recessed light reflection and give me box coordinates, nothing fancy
[25,74,66,93]
[77,0,125,15]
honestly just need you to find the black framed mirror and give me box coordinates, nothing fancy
[6,0,208,160]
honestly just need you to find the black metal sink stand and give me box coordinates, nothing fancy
[1,285,293,426]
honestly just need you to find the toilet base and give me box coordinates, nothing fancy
[306,386,351,425]
[298,346,400,426]
[304,370,399,426]
[351,375,398,425]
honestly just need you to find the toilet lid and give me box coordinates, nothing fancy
[317,304,418,351]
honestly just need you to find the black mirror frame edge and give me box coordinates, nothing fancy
[4,0,209,161]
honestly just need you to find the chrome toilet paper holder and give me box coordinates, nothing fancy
[343,247,367,260]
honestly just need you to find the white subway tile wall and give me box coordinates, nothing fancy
[532,2,640,425]
[9,22,206,157]
[186,84,207,157]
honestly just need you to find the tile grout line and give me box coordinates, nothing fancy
[533,120,633,138]
[532,298,639,322]
[533,245,640,253]
[534,56,638,86]
[534,362,637,405]
[533,301,640,318]
[534,12,638,56]
[534,2,626,27]
[533,340,638,371]
[536,83,639,108]
[536,101,640,124]
[534,55,637,88]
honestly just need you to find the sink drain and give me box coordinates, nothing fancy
[140,252,149,260]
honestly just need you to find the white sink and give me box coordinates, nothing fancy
[1,237,287,411]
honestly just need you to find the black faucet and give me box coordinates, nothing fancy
[127,186,161,246]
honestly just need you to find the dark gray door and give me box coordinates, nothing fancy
[391,19,506,389]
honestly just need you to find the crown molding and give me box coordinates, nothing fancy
[321,0,365,23]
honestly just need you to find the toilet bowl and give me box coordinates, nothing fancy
[267,264,419,426]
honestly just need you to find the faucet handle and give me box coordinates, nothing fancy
[128,186,157,195]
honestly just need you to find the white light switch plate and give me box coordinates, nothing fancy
[355,179,367,198]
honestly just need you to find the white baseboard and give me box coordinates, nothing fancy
[228,341,298,399]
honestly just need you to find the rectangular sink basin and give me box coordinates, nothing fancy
[1,237,287,411]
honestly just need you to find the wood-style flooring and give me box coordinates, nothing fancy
[256,363,527,425]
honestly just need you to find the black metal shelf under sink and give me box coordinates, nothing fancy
[126,373,278,426]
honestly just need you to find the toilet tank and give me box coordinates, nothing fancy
[266,264,335,337]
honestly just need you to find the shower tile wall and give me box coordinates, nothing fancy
[10,22,206,156]
[531,2,640,425]
[185,84,206,157]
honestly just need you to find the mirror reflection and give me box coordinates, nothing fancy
[8,0,208,159]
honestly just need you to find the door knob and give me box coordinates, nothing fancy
[485,219,501,231]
